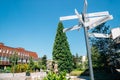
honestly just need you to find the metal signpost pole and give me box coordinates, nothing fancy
[82,10,94,79]
[84,27,94,80]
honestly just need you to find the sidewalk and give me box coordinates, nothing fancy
[0,72,46,80]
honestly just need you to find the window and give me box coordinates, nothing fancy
[27,54,29,57]
[21,53,23,56]
[23,59,26,62]
[9,51,11,54]
[23,53,25,56]
[10,51,14,54]
[2,57,4,61]
[0,48,2,53]
[0,56,1,61]
[6,50,9,54]
[18,52,20,55]
[4,57,7,61]
[3,49,6,53]
[6,57,9,61]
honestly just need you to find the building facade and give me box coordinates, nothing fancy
[0,43,38,66]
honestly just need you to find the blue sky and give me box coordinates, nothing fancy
[0,0,120,59]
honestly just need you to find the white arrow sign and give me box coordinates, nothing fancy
[63,24,82,32]
[60,9,113,30]
[86,15,113,29]
[89,33,110,38]
[111,27,120,39]
[89,27,120,40]
[60,11,109,21]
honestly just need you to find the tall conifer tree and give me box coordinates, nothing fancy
[52,22,73,73]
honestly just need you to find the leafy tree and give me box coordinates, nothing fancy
[72,55,77,69]
[52,22,73,73]
[41,55,47,70]
[9,52,19,65]
[90,23,116,71]
[72,53,84,70]
[91,45,101,68]
[9,52,19,74]
[38,59,42,69]
[29,57,34,70]
[78,56,88,70]
[42,55,47,66]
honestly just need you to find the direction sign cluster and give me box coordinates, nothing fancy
[59,0,114,80]
[60,10,113,32]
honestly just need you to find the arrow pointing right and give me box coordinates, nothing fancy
[89,33,110,38]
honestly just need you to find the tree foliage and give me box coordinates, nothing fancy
[52,22,73,73]
[90,23,117,72]
[41,55,47,70]
[72,53,88,70]
[29,57,34,70]
[72,55,77,69]
[15,64,29,73]
[9,52,19,66]
[91,45,101,68]
[44,71,68,80]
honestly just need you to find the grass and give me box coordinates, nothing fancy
[70,70,84,76]
[70,69,120,80]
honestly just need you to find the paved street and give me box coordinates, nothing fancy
[0,72,46,80]
[0,72,90,80]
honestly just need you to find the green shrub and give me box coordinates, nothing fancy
[70,70,84,76]
[44,71,69,80]
[41,65,46,70]
[5,67,11,73]
[15,64,29,73]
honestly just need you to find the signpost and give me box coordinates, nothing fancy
[60,0,113,80]
[111,27,120,39]
[89,33,110,38]
[89,27,120,40]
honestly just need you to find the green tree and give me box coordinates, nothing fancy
[72,55,77,69]
[29,57,34,70]
[9,52,19,66]
[72,53,83,70]
[9,52,19,75]
[91,45,101,68]
[38,59,42,69]
[41,55,47,70]
[52,22,73,73]
[90,23,115,71]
